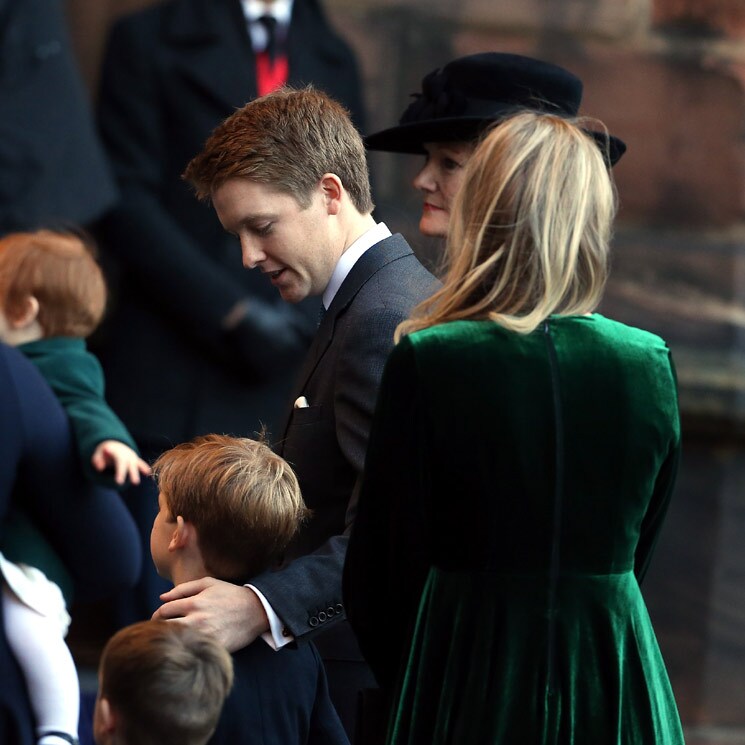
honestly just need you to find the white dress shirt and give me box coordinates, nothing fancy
[241,0,293,50]
[323,221,393,310]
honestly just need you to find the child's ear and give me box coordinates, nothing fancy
[96,695,117,734]
[11,296,40,329]
[169,516,195,552]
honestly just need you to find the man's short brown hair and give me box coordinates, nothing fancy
[99,620,233,745]
[184,86,374,213]
[0,229,106,337]
[151,434,309,581]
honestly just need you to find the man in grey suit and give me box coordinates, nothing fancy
[154,87,436,739]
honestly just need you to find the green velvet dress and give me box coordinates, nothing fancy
[344,314,683,744]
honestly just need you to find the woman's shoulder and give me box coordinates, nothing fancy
[405,319,507,348]
[399,315,673,368]
[579,313,671,353]
[399,314,672,348]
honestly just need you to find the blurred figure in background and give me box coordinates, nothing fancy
[95,0,365,622]
[0,0,117,234]
[0,343,141,745]
[0,229,148,745]
[0,230,149,488]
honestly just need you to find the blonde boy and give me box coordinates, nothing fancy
[151,434,308,585]
[150,434,348,745]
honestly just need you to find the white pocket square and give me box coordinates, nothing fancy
[294,396,310,409]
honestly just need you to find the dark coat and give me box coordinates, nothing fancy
[0,0,117,233]
[0,344,141,745]
[251,235,437,662]
[209,640,349,745]
[95,0,365,446]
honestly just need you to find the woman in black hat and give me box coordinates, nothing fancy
[366,52,625,238]
[345,110,682,743]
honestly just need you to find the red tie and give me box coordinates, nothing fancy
[255,16,288,96]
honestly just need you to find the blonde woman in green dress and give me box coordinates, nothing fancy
[345,111,683,744]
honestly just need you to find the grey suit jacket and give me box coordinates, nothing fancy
[252,234,437,659]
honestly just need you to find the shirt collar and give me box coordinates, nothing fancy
[323,222,392,310]
[241,0,293,24]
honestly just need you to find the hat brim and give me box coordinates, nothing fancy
[365,116,627,167]
[365,116,507,155]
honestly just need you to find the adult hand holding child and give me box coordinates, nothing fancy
[154,578,269,653]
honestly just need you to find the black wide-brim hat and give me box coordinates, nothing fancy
[365,52,626,167]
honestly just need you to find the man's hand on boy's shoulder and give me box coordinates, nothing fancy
[153,577,270,652]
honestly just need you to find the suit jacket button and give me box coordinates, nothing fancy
[318,611,327,623]
[309,616,319,627]
[327,606,336,617]
[335,603,344,614]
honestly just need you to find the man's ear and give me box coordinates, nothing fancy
[169,515,196,552]
[10,295,40,329]
[319,173,343,215]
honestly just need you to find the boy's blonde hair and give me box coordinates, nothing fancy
[0,229,106,337]
[151,434,309,581]
[183,86,374,213]
[99,620,233,745]
[397,111,617,339]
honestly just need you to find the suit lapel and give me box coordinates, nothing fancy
[278,234,415,447]
[164,0,258,111]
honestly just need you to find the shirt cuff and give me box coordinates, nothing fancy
[246,584,294,650]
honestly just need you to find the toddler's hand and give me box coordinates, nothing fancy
[91,440,151,485]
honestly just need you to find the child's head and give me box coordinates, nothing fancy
[94,620,233,745]
[151,434,309,583]
[0,229,106,341]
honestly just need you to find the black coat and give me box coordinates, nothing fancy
[0,344,141,744]
[95,0,365,446]
[209,640,349,745]
[0,0,117,233]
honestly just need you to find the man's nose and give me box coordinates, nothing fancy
[240,238,266,269]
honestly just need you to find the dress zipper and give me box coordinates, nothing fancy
[543,320,564,699]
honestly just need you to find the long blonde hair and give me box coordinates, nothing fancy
[397,112,617,339]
